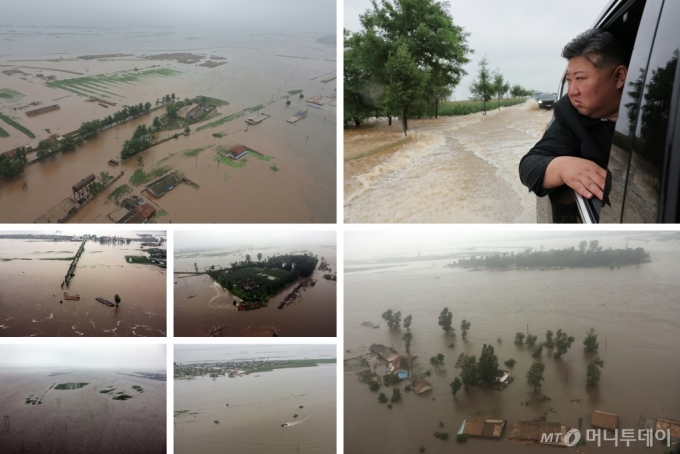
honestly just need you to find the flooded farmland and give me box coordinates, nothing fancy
[0,367,166,453]
[174,245,337,337]
[344,233,680,453]
[0,232,166,336]
[344,102,551,223]
[0,26,336,223]
[174,345,336,454]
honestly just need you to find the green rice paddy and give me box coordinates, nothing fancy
[0,88,25,101]
[45,69,182,98]
[0,112,35,138]
[54,382,89,390]
[196,104,264,132]
[129,165,172,186]
[0,127,8,138]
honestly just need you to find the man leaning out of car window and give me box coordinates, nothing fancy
[519,29,628,203]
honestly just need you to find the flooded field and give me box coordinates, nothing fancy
[174,346,336,454]
[344,235,680,453]
[344,102,551,223]
[0,27,336,223]
[174,246,337,336]
[0,368,166,453]
[0,233,166,336]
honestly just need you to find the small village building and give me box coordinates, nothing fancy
[411,378,432,395]
[495,370,510,384]
[462,419,507,438]
[369,343,397,362]
[508,421,566,446]
[656,419,680,443]
[186,103,208,120]
[389,355,412,376]
[591,410,618,430]
[116,203,156,224]
[227,145,249,160]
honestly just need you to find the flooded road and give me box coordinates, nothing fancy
[344,236,680,453]
[0,368,166,453]
[0,234,166,336]
[344,102,551,223]
[0,28,336,223]
[174,246,336,336]
[174,348,336,454]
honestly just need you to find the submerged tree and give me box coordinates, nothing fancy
[583,328,599,353]
[477,344,499,386]
[532,344,544,358]
[460,319,471,339]
[114,294,121,307]
[526,362,545,391]
[455,353,478,389]
[382,309,402,329]
[586,357,604,387]
[553,329,575,359]
[402,332,413,353]
[450,377,462,397]
[526,334,538,346]
[439,307,454,333]
[514,332,525,344]
[404,314,413,330]
[545,330,555,348]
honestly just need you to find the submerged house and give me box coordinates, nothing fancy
[369,343,398,362]
[461,419,507,438]
[411,378,432,395]
[591,410,618,430]
[389,355,412,378]
[508,421,567,446]
[227,145,249,160]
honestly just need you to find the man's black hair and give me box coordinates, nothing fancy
[562,29,625,69]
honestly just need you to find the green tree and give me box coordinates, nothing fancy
[439,307,453,333]
[460,319,470,339]
[492,69,509,110]
[184,126,190,135]
[245,254,251,263]
[384,43,424,136]
[390,388,402,403]
[504,358,516,368]
[378,392,388,403]
[589,240,599,252]
[450,377,462,397]
[586,357,604,387]
[579,241,588,253]
[477,344,499,386]
[454,353,478,389]
[532,344,544,358]
[470,56,494,114]
[114,294,121,307]
[583,328,599,352]
[402,332,412,353]
[257,253,263,262]
[369,382,379,392]
[545,330,555,348]
[553,329,575,359]
[526,334,537,346]
[526,362,545,391]
[514,332,525,344]
[404,314,412,330]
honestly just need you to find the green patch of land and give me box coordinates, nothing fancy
[316,35,336,46]
[40,257,75,261]
[437,98,527,116]
[45,69,182,98]
[191,95,229,107]
[183,146,209,157]
[0,112,35,138]
[245,358,336,374]
[108,184,132,204]
[99,388,116,394]
[0,127,9,138]
[214,145,247,168]
[287,89,302,95]
[132,385,144,393]
[196,104,264,132]
[54,383,89,390]
[212,132,224,138]
[249,153,272,162]
[129,165,172,186]
[174,410,189,417]
[0,88,25,101]
[2,69,29,76]
[113,394,132,401]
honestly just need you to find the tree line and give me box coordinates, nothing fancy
[453,241,650,269]
[344,0,536,135]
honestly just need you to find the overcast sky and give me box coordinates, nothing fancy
[0,345,166,369]
[344,0,611,99]
[175,230,336,250]
[345,230,657,261]
[1,0,335,35]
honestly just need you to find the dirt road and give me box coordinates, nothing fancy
[344,101,552,223]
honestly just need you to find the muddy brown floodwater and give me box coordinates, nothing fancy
[0,368,166,453]
[344,237,680,454]
[0,29,336,223]
[174,247,336,336]
[0,236,166,336]
[174,358,336,454]
[344,102,551,223]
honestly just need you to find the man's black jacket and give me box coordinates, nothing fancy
[519,95,615,197]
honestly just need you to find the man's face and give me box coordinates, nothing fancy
[566,55,627,119]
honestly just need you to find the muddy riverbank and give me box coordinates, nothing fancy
[344,102,551,223]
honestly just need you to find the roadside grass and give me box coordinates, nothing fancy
[129,165,172,186]
[0,112,35,138]
[108,184,132,204]
[0,88,25,101]
[196,104,264,132]
[0,127,9,138]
